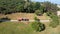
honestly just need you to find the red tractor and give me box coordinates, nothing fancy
[22,18,29,21]
[18,18,29,21]
[18,18,22,21]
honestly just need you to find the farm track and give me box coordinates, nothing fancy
[0,19,50,22]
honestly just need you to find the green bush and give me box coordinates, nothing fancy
[35,10,42,16]
[31,21,45,32]
[49,13,59,28]
[31,17,45,32]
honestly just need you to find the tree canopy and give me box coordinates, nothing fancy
[0,0,58,15]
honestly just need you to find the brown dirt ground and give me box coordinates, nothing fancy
[0,13,50,20]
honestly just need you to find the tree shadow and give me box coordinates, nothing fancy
[0,17,11,23]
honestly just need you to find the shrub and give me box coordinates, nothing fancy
[35,10,42,16]
[31,17,45,32]
[49,13,59,28]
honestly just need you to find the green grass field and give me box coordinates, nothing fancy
[0,22,60,34]
[0,22,38,34]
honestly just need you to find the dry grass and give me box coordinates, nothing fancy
[1,13,50,20]
[6,13,35,20]
[0,14,6,18]
[37,13,50,20]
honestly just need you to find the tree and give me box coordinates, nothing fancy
[42,1,58,15]
[23,0,30,13]
[0,0,26,14]
[31,17,45,32]
[15,5,24,12]
[31,2,41,11]
[0,0,58,15]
